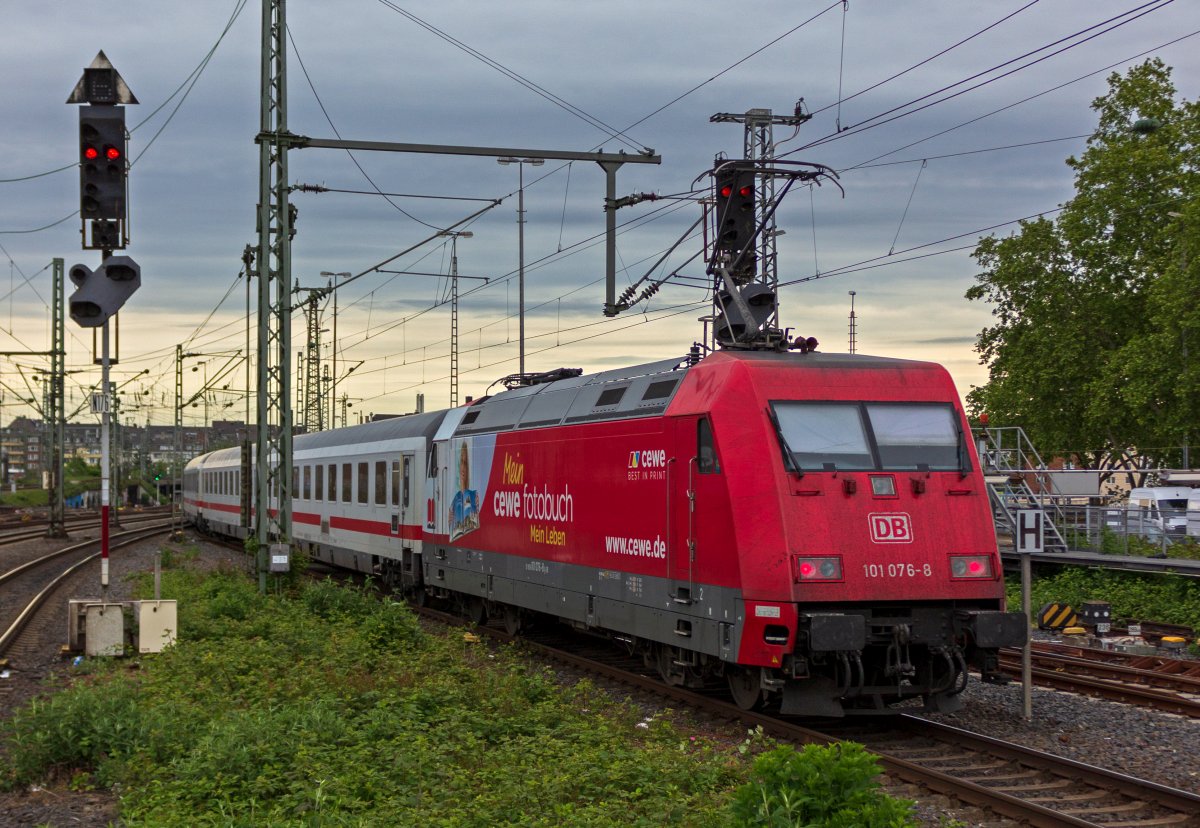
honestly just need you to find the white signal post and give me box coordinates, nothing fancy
[1016,508,1043,720]
[100,318,111,592]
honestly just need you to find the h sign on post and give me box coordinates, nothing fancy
[1016,509,1044,555]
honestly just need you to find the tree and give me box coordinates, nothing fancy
[966,59,1199,478]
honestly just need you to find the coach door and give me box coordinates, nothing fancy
[391,454,415,537]
[668,416,724,605]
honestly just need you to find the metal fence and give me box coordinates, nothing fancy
[1053,504,1198,557]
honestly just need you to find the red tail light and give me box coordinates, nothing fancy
[949,554,993,579]
[794,555,842,582]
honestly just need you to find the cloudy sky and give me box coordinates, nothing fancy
[1,0,1196,428]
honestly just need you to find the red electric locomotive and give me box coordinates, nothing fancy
[420,348,1023,715]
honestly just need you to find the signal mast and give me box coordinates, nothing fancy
[607,105,840,351]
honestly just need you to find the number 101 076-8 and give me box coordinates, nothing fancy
[863,563,932,578]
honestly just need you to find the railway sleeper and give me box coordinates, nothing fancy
[1022,790,1108,803]
[1060,801,1151,816]
[1105,817,1193,827]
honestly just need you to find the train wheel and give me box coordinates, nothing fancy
[727,667,763,711]
[464,596,487,625]
[501,605,522,636]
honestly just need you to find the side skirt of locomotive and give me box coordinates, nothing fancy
[407,539,1025,717]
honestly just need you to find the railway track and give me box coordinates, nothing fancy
[411,605,1200,827]
[999,641,1200,719]
[0,521,174,659]
[0,510,176,548]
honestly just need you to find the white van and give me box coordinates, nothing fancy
[1188,490,1200,539]
[1114,487,1193,539]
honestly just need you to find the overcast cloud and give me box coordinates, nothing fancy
[1,1,1196,425]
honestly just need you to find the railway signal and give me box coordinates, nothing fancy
[714,165,757,280]
[67,255,141,328]
[68,52,137,251]
[78,105,126,222]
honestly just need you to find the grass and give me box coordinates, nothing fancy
[1,559,918,826]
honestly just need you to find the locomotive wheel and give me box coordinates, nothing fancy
[727,667,764,711]
[464,596,487,625]
[501,604,522,636]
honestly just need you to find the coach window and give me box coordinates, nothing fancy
[302,465,311,500]
[358,462,369,504]
[292,466,300,498]
[342,463,352,503]
[391,461,400,507]
[328,463,336,502]
[697,418,720,474]
[375,461,387,506]
[315,465,324,502]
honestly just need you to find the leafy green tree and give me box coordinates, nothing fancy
[966,59,1199,478]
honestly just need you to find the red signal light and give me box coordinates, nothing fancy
[799,562,815,577]
[84,146,99,161]
[968,560,983,574]
[738,185,753,197]
[104,146,122,161]
[719,185,733,198]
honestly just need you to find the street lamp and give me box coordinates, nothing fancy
[497,157,544,376]
[320,271,351,429]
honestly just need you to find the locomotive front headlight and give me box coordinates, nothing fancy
[793,555,843,582]
[949,554,993,579]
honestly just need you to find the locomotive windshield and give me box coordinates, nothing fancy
[770,401,965,472]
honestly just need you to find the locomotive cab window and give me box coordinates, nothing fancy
[697,418,720,474]
[770,402,873,471]
[769,401,966,472]
[866,404,962,471]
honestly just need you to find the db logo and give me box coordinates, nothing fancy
[869,513,913,544]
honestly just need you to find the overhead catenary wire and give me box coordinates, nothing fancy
[286,24,442,231]
[373,0,651,154]
[809,0,1044,120]
[841,27,1200,171]
[781,0,1176,158]
[889,159,927,255]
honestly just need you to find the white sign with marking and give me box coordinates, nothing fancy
[1015,509,1044,554]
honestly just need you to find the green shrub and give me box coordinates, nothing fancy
[1008,568,1200,630]
[730,743,916,828]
